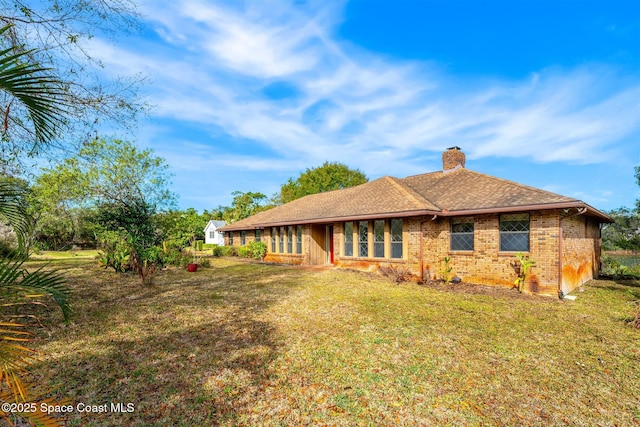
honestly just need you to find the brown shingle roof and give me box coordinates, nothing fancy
[400,168,576,211]
[221,167,612,231]
[223,176,440,230]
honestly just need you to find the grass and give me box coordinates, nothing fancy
[29,249,99,260]
[23,258,640,426]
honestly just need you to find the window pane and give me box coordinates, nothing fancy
[452,221,474,233]
[241,231,246,246]
[500,214,529,251]
[296,225,302,254]
[279,227,284,253]
[287,226,293,253]
[500,213,530,232]
[451,218,474,251]
[451,233,474,251]
[500,232,529,251]
[374,220,384,258]
[229,233,234,245]
[271,227,276,252]
[358,221,368,257]
[344,222,353,257]
[390,219,403,259]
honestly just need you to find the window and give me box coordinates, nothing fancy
[296,225,302,254]
[255,229,261,242]
[451,218,474,251]
[287,226,293,253]
[344,222,353,256]
[358,221,368,257]
[209,230,215,239]
[279,227,285,253]
[391,219,403,259]
[271,227,276,252]
[500,213,530,252]
[240,231,246,246]
[374,220,385,258]
[229,232,234,246]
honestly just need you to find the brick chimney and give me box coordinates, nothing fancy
[442,146,465,171]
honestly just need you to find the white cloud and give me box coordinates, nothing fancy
[89,0,639,209]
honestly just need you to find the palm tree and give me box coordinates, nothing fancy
[0,24,71,426]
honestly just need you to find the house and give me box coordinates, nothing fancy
[219,147,612,298]
[204,220,226,246]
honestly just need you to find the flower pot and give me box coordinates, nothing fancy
[187,263,198,272]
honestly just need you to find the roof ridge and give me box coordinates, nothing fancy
[384,176,442,211]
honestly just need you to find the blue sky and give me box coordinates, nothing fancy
[92,0,639,212]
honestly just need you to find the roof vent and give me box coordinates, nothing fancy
[442,147,465,172]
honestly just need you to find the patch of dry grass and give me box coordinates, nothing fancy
[26,259,640,426]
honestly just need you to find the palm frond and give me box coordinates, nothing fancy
[0,258,71,322]
[0,321,35,402]
[0,179,32,254]
[0,24,69,149]
[0,393,66,427]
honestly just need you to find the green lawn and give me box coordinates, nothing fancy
[26,258,640,426]
[29,249,99,260]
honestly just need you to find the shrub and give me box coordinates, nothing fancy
[219,246,236,257]
[235,242,267,260]
[131,246,164,285]
[238,246,252,258]
[513,253,536,293]
[97,231,132,273]
[199,257,211,268]
[379,264,413,283]
[439,256,453,283]
[601,254,640,278]
[196,240,204,251]
[162,249,191,268]
[249,241,267,260]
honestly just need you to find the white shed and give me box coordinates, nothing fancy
[204,220,226,246]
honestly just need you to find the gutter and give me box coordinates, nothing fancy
[557,207,587,299]
[442,201,612,222]
[221,201,612,233]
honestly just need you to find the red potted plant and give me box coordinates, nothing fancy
[187,235,199,272]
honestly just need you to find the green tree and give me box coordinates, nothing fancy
[602,207,640,252]
[35,138,175,211]
[275,161,368,205]
[224,191,268,222]
[35,138,175,283]
[28,205,97,251]
[156,208,209,249]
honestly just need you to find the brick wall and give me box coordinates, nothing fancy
[262,225,310,265]
[560,215,600,295]
[420,211,560,296]
[225,209,602,298]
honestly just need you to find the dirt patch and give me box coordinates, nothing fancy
[419,279,557,301]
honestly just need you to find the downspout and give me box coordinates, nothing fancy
[557,207,587,299]
[419,215,438,282]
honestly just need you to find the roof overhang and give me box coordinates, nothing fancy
[440,201,613,223]
[219,209,441,231]
[220,201,613,232]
